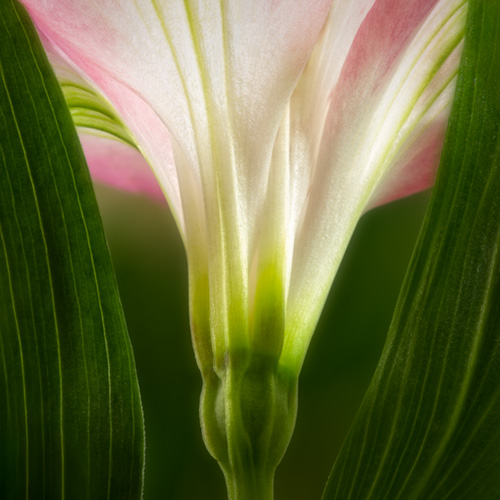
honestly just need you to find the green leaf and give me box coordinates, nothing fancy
[323,1,500,499]
[0,2,145,499]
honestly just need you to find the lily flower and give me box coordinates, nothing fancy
[21,0,466,498]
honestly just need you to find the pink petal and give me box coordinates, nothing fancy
[286,0,455,264]
[35,27,185,228]
[320,0,456,200]
[22,0,332,243]
[79,134,164,202]
[38,34,166,201]
[332,0,440,96]
[283,0,465,366]
[366,116,448,209]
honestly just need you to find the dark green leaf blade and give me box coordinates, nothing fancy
[323,1,500,499]
[0,2,145,499]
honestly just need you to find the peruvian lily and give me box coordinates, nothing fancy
[21,0,466,498]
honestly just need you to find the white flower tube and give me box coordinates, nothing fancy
[21,1,467,498]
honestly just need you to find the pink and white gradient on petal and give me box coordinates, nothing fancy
[24,0,459,223]
[283,0,466,367]
[79,134,164,202]
[22,0,466,371]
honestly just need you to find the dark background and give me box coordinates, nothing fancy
[94,184,429,500]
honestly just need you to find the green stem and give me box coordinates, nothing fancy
[224,464,274,500]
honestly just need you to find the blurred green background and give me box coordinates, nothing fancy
[94,184,430,500]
